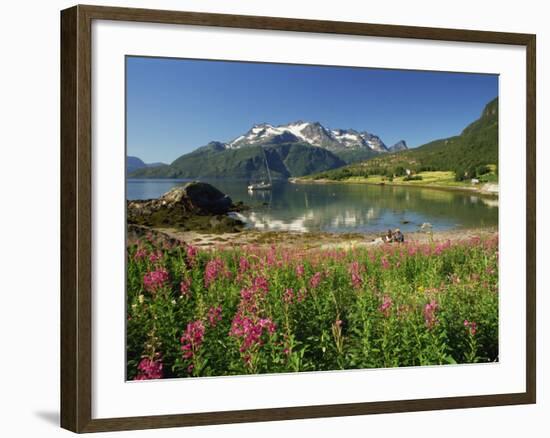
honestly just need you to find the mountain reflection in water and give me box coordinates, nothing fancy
[127,179,498,233]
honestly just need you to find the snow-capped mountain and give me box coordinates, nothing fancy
[225,121,405,154]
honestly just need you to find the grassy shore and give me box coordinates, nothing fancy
[292,170,499,196]
[130,224,498,251]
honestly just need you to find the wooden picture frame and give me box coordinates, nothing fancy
[60,4,536,433]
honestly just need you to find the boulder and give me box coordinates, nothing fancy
[127,182,244,231]
[172,182,233,215]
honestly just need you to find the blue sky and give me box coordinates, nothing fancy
[126,56,498,164]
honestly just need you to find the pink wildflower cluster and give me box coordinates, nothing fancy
[282,288,294,304]
[464,320,478,336]
[348,261,363,289]
[433,240,452,256]
[204,258,229,288]
[282,287,306,304]
[424,300,439,329]
[239,256,251,274]
[295,264,305,278]
[135,355,163,380]
[180,277,192,296]
[229,275,277,364]
[309,271,323,289]
[266,246,278,267]
[379,295,393,317]
[207,305,223,327]
[134,247,147,261]
[230,314,276,354]
[239,276,269,310]
[180,320,206,371]
[186,245,198,264]
[381,257,390,270]
[252,276,269,293]
[148,250,163,263]
[143,268,169,293]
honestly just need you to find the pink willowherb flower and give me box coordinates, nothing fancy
[204,258,226,288]
[230,313,277,354]
[180,320,205,360]
[309,272,323,289]
[240,287,254,303]
[252,276,269,294]
[348,261,363,289]
[295,264,305,278]
[207,305,223,327]
[266,246,277,266]
[282,288,294,304]
[378,295,393,317]
[135,356,163,380]
[239,256,250,274]
[149,250,163,263]
[180,278,192,296]
[424,300,439,329]
[464,319,478,336]
[381,257,390,270]
[186,245,198,262]
[134,248,147,261]
[143,268,169,293]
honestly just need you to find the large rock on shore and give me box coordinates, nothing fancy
[160,182,233,214]
[127,182,245,232]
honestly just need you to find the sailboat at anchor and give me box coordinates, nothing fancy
[248,147,272,191]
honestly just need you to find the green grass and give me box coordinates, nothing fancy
[307,169,498,191]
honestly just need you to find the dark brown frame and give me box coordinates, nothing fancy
[61,4,536,433]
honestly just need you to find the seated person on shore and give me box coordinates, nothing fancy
[384,229,394,243]
[393,228,405,243]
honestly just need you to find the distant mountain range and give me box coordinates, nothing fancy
[127,156,167,174]
[129,121,407,179]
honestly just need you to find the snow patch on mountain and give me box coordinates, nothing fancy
[226,121,404,154]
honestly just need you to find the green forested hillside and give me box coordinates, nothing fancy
[130,141,346,179]
[307,97,498,181]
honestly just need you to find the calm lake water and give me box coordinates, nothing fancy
[127,179,498,234]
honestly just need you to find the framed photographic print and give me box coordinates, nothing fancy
[60,4,536,433]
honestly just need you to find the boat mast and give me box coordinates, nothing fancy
[262,147,272,183]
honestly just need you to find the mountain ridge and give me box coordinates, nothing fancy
[129,120,407,179]
[304,97,498,181]
[225,120,395,153]
[126,156,167,174]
